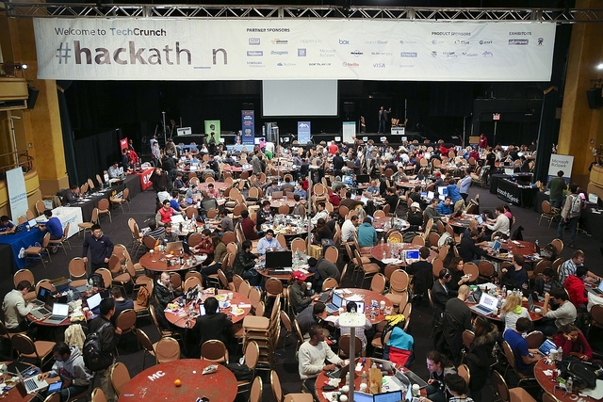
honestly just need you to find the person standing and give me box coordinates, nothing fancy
[431,269,457,325]
[378,106,391,134]
[547,170,567,209]
[38,343,93,402]
[298,325,344,400]
[557,184,582,248]
[2,280,33,332]
[88,298,121,402]
[477,134,488,153]
[82,224,114,270]
[441,285,473,364]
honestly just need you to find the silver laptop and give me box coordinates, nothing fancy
[469,293,498,316]
[588,280,603,295]
[43,303,69,324]
[165,241,183,253]
[18,371,48,394]
[30,306,52,320]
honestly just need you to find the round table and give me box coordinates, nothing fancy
[373,217,410,232]
[164,289,252,328]
[0,362,46,401]
[139,251,207,273]
[118,359,237,402]
[261,216,309,238]
[328,288,393,325]
[198,182,230,192]
[483,240,538,262]
[534,359,584,402]
[370,244,437,265]
[395,180,422,190]
[447,214,480,229]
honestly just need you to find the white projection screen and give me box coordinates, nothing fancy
[262,80,338,117]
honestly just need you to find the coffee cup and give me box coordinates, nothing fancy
[306,282,312,290]
[359,383,368,392]
[534,307,541,315]
[412,384,420,397]
[380,301,386,311]
[228,292,234,300]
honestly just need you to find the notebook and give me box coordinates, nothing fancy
[538,339,558,356]
[170,214,185,224]
[43,303,69,324]
[469,293,498,316]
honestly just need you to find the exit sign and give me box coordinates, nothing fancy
[493,113,501,121]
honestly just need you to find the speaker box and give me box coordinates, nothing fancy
[27,87,39,109]
[586,87,602,110]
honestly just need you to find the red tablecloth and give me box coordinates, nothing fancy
[134,167,155,191]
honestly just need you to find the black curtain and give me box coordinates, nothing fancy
[57,86,78,186]
[73,129,121,185]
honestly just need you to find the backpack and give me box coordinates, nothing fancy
[570,195,582,215]
[438,232,454,248]
[83,322,113,371]
[88,273,105,289]
[136,285,151,307]
[225,363,253,382]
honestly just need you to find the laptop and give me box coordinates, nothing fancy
[527,294,540,313]
[469,293,498,315]
[318,288,335,303]
[492,239,502,253]
[86,293,102,314]
[404,249,420,263]
[398,369,429,389]
[354,392,374,402]
[343,299,365,314]
[467,287,483,304]
[170,214,185,224]
[588,193,599,204]
[18,370,48,395]
[326,292,344,313]
[27,218,39,228]
[265,251,293,269]
[43,303,69,324]
[374,391,403,402]
[342,175,354,186]
[589,280,603,295]
[31,286,52,307]
[165,241,183,253]
[538,339,558,356]
[427,191,435,201]
[356,174,370,184]
[476,215,484,225]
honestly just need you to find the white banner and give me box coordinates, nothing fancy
[34,19,555,81]
[342,121,356,143]
[6,167,28,221]
[547,154,574,183]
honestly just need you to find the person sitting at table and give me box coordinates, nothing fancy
[501,254,529,292]
[503,204,513,222]
[485,206,510,238]
[163,225,179,243]
[156,199,183,227]
[292,195,305,217]
[406,247,434,300]
[0,215,16,234]
[192,229,214,257]
[298,324,344,400]
[462,218,486,242]
[154,272,184,309]
[458,229,489,264]
[335,301,372,353]
[265,181,280,198]
[240,209,260,240]
[340,191,363,211]
[431,269,457,326]
[500,293,531,333]
[111,286,134,325]
[447,258,470,292]
[424,198,443,227]
[407,202,424,231]
[257,201,273,231]
[280,176,295,193]
[256,229,282,257]
[564,265,589,309]
[437,196,453,215]
[173,172,186,193]
[200,234,227,280]
[297,302,328,338]
[423,373,475,402]
[205,183,220,199]
[193,296,234,358]
[433,171,445,188]
[233,240,260,286]
[294,180,307,200]
[213,209,234,234]
[2,280,34,333]
[308,257,340,291]
[327,188,341,207]
[553,324,593,361]
[107,162,122,179]
[383,187,400,213]
[366,180,380,195]
[425,350,457,402]
[341,215,360,243]
[439,285,473,365]
[64,184,81,203]
[538,288,578,336]
[290,270,314,313]
[157,188,172,205]
[559,249,601,285]
[40,209,63,241]
[313,218,333,246]
[534,268,562,297]
[82,224,114,270]
[37,342,93,402]
[503,317,541,375]
[185,183,200,201]
[311,202,329,225]
[357,217,377,247]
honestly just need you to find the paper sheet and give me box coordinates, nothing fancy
[580,379,603,400]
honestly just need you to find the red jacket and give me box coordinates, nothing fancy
[329,193,341,207]
[564,274,588,308]
[553,331,592,359]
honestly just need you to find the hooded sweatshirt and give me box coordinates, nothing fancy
[49,346,93,386]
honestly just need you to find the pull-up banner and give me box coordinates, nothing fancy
[34,18,555,81]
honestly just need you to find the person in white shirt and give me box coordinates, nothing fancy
[485,206,510,237]
[311,202,329,225]
[341,215,360,242]
[2,280,33,332]
[256,230,283,257]
[107,162,122,179]
[298,325,344,400]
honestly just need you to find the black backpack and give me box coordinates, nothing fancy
[83,322,113,371]
[88,273,105,289]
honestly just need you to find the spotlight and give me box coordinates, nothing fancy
[598,63,603,70]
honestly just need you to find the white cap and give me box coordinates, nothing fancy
[411,202,421,209]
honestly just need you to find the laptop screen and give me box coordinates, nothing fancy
[598,281,603,292]
[476,215,484,225]
[52,303,69,317]
[331,292,344,308]
[27,218,38,227]
[342,176,354,185]
[343,299,365,314]
[356,174,370,184]
[538,339,557,356]
[589,193,599,204]
[354,392,374,402]
[86,293,102,311]
[479,293,498,310]
[265,251,293,269]
[405,250,420,260]
[374,391,402,402]
[492,240,502,253]
[37,286,51,303]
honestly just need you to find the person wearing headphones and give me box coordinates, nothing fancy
[431,269,457,325]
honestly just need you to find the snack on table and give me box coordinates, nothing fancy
[202,365,218,375]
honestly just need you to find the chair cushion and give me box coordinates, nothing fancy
[509,388,536,402]
[385,294,405,306]
[363,264,381,274]
[35,341,56,358]
[284,393,313,402]
[24,247,43,254]
[113,273,130,282]
[243,316,269,330]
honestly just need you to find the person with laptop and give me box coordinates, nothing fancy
[88,298,122,401]
[154,272,184,309]
[256,229,282,257]
[2,280,34,332]
[500,254,529,292]
[431,269,457,326]
[458,229,489,265]
[212,209,234,234]
[340,191,363,211]
[192,296,234,358]
[82,224,114,270]
[503,317,542,375]
[0,215,16,235]
[559,249,601,285]
[534,268,562,297]
[436,196,453,216]
[156,199,184,227]
[298,324,344,401]
[484,206,510,238]
[553,324,593,361]
[308,257,340,291]
[297,302,329,338]
[406,247,434,300]
[538,288,578,336]
[39,210,62,242]
[37,342,93,402]
[500,293,531,332]
[563,265,589,309]
[144,221,166,240]
[233,240,260,286]
[425,350,457,402]
[290,271,314,314]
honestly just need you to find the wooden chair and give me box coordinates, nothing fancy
[270,369,313,402]
[155,336,181,363]
[249,376,263,402]
[91,388,107,402]
[353,249,380,285]
[501,340,536,384]
[24,232,52,267]
[97,198,112,222]
[13,269,36,301]
[551,238,564,255]
[525,330,545,349]
[36,200,46,215]
[110,187,130,212]
[490,370,537,402]
[324,245,338,264]
[463,262,479,284]
[291,237,306,253]
[201,339,229,364]
[43,393,61,402]
[457,363,470,386]
[135,328,157,370]
[386,269,410,308]
[115,309,136,336]
[237,340,260,394]
[337,334,363,358]
[11,333,55,368]
[78,208,99,236]
[110,362,130,396]
[539,200,560,228]
[370,273,386,294]
[276,233,287,249]
[322,277,338,291]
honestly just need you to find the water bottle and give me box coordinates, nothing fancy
[535,240,540,253]
[566,376,573,394]
[557,346,563,361]
[502,285,506,297]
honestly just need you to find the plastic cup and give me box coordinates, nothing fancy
[307,282,312,290]
[359,383,368,392]
[228,292,234,300]
[380,301,386,311]
[534,307,541,315]
[412,384,420,396]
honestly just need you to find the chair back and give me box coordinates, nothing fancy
[291,237,306,253]
[11,333,36,356]
[270,370,284,402]
[110,362,130,396]
[249,376,263,402]
[155,337,181,363]
[143,236,158,250]
[184,276,202,291]
[525,330,545,349]
[338,335,362,358]
[276,234,286,249]
[322,277,338,291]
[98,198,109,211]
[14,268,35,288]
[244,340,260,370]
[592,305,603,325]
[265,277,283,297]
[477,260,496,278]
[411,235,425,246]
[490,370,510,402]
[551,238,564,255]
[463,262,479,282]
[374,210,385,219]
[457,363,470,386]
[431,257,444,278]
[187,233,203,247]
[502,340,516,370]
[115,309,136,332]
[238,280,251,298]
[91,388,108,402]
[135,329,155,353]
[36,200,46,215]
[248,287,262,310]
[43,393,61,402]
[232,274,244,293]
[389,269,409,293]
[324,246,338,264]
[370,273,386,294]
[201,339,228,363]
[462,329,475,349]
[222,232,236,245]
[217,269,229,289]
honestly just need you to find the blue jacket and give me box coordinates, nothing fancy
[437,201,453,215]
[357,222,378,247]
[447,184,463,203]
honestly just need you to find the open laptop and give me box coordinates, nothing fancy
[476,215,484,225]
[86,293,102,314]
[588,280,603,295]
[527,294,540,312]
[27,218,39,229]
[488,239,502,253]
[469,292,498,316]
[31,286,51,308]
[396,369,429,389]
[467,287,483,304]
[343,299,365,314]
[374,391,403,402]
[18,370,48,395]
[538,339,558,356]
[165,241,183,253]
[342,175,354,186]
[326,292,344,313]
[356,174,370,184]
[354,392,374,402]
[43,303,69,324]
[404,249,420,264]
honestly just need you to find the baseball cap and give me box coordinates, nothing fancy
[411,202,421,210]
[435,171,441,177]
[292,271,308,281]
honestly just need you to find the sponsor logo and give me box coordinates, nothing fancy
[309,62,331,66]
[342,61,360,67]
[351,50,363,57]
[443,51,457,58]
[432,31,471,36]
[277,62,296,67]
[431,51,437,57]
[509,31,531,35]
[363,40,388,45]
[249,38,260,45]
[371,52,392,56]
[339,39,350,45]
[270,50,288,55]
[298,48,306,57]
[537,37,544,46]
[271,39,288,45]
[454,40,470,45]
[508,39,529,45]
[373,62,385,68]
[479,40,493,45]
[399,40,418,45]
[319,49,335,58]
[482,51,494,57]
[400,52,418,58]
[431,40,442,45]
[301,39,322,44]
[497,188,520,204]
[399,64,414,68]
[247,61,264,67]
[247,50,263,56]
[298,123,310,128]
[462,52,478,57]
